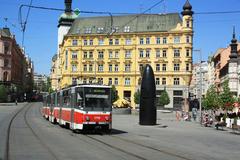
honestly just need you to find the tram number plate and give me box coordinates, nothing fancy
[94,116,101,120]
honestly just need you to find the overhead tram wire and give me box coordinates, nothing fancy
[19,0,33,48]
[195,10,240,15]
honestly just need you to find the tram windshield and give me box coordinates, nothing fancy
[83,87,111,109]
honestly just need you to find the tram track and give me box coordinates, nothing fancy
[109,135,193,160]
[4,103,59,160]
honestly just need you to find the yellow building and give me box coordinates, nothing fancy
[55,0,193,109]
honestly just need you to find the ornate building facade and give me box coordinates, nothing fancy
[52,0,194,109]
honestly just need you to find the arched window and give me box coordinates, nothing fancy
[3,72,8,81]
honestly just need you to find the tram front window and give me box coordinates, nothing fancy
[85,94,111,108]
[83,88,111,109]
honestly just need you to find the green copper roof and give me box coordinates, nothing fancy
[68,13,182,35]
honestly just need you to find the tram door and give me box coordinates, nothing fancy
[70,87,76,129]
[59,91,63,125]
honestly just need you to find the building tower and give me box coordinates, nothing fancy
[181,0,194,30]
[58,0,77,48]
[228,27,238,95]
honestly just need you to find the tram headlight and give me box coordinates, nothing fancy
[85,116,90,121]
[105,116,109,121]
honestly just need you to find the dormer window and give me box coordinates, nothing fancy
[124,26,130,32]
[97,27,104,33]
[85,27,92,34]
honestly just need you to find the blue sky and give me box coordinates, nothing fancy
[0,0,240,75]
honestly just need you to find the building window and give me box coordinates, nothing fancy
[72,52,77,59]
[114,78,118,85]
[174,78,180,85]
[146,50,150,58]
[146,37,150,44]
[89,51,93,58]
[98,51,104,59]
[83,52,88,58]
[186,20,190,27]
[89,64,93,72]
[174,49,180,57]
[65,50,68,70]
[139,50,144,58]
[186,49,190,57]
[72,39,78,46]
[186,36,190,43]
[109,78,112,85]
[156,64,160,71]
[98,64,103,72]
[89,79,93,84]
[156,37,160,44]
[89,39,93,45]
[83,39,88,46]
[125,64,131,72]
[174,36,180,44]
[83,78,87,84]
[125,38,131,45]
[140,38,144,44]
[163,49,167,57]
[163,37,167,44]
[186,63,189,71]
[115,64,119,72]
[115,39,119,45]
[98,78,103,84]
[139,64,144,72]
[125,50,131,58]
[124,26,130,32]
[156,78,160,85]
[72,64,77,72]
[85,27,92,34]
[109,64,113,72]
[72,78,77,85]
[156,50,160,58]
[109,51,113,58]
[109,39,113,45]
[162,64,166,71]
[4,59,9,67]
[125,78,130,85]
[97,27,104,33]
[83,65,87,71]
[4,42,9,54]
[115,51,119,58]
[174,64,180,71]
[98,39,104,45]
[162,78,166,85]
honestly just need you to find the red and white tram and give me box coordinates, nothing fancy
[42,84,112,132]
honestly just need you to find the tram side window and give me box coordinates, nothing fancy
[47,96,51,107]
[57,93,60,107]
[76,88,84,108]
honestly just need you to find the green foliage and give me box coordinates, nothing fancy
[202,85,220,110]
[134,89,141,104]
[219,80,234,110]
[0,85,7,102]
[111,85,119,103]
[159,89,170,106]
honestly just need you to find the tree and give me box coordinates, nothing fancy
[134,89,141,104]
[202,85,220,110]
[0,85,7,102]
[159,89,170,107]
[219,80,234,110]
[111,85,119,103]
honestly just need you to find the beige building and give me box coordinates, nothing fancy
[51,0,194,109]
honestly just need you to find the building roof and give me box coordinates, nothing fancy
[0,27,12,37]
[67,13,182,35]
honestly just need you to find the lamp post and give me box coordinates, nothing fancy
[193,49,202,124]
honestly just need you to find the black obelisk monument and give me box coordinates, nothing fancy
[139,64,156,125]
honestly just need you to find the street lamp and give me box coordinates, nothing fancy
[193,49,202,124]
